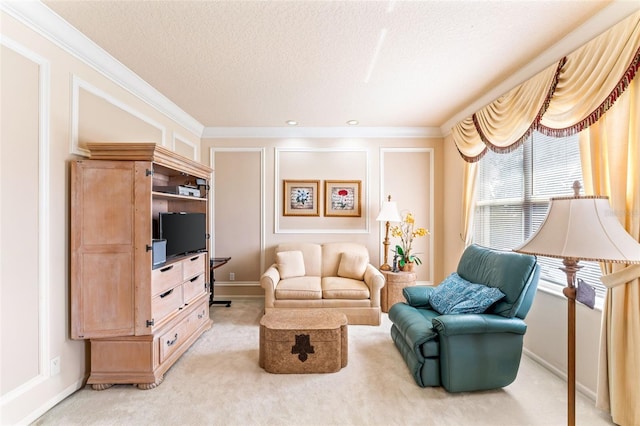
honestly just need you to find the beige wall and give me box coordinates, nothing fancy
[1,2,619,423]
[203,138,445,297]
[0,9,201,424]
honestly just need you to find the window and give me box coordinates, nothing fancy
[473,131,605,298]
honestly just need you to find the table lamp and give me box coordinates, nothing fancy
[514,181,640,426]
[376,195,402,271]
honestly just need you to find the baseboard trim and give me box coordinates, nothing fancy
[523,348,597,402]
[19,378,85,425]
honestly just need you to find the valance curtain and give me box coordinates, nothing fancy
[452,10,640,162]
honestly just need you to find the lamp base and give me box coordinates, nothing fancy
[379,263,391,271]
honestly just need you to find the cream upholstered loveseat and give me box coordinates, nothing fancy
[260,242,385,325]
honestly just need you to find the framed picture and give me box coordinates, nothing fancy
[283,180,320,216]
[325,180,361,217]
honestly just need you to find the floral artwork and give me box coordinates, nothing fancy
[331,187,354,210]
[283,180,320,216]
[325,180,361,217]
[291,187,313,209]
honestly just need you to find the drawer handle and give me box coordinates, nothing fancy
[160,265,174,273]
[166,333,178,347]
[190,275,200,283]
[159,289,173,298]
[190,256,199,262]
[198,310,205,319]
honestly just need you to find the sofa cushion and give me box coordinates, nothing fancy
[276,250,306,279]
[337,252,368,280]
[429,273,505,315]
[322,277,370,299]
[275,243,322,277]
[321,242,370,277]
[274,276,322,300]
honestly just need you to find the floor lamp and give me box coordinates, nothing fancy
[376,195,401,271]
[514,182,640,426]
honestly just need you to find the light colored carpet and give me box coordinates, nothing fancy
[33,299,613,426]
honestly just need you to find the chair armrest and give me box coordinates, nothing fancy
[260,264,280,308]
[403,285,435,308]
[388,303,438,358]
[432,314,527,337]
[363,264,385,307]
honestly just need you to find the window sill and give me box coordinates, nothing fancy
[536,278,604,312]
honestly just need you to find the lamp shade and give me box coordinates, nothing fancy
[376,200,401,222]
[514,196,640,263]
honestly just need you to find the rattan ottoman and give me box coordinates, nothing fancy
[259,310,348,374]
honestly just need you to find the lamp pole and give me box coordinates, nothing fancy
[381,218,392,271]
[560,258,581,426]
[377,195,400,271]
[514,181,640,426]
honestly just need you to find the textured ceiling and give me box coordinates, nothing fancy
[44,0,614,130]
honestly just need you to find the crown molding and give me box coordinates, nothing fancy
[202,126,442,139]
[1,1,204,137]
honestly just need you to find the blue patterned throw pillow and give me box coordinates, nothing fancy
[430,273,505,315]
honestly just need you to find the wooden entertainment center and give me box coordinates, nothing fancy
[70,142,213,389]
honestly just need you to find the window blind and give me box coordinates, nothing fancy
[474,131,605,298]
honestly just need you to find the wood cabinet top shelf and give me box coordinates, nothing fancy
[85,142,212,179]
[152,191,207,201]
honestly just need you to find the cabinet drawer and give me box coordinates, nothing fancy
[152,263,183,296]
[183,273,206,303]
[159,299,209,363]
[183,253,206,280]
[152,285,183,323]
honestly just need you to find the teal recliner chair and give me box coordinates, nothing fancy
[389,244,540,392]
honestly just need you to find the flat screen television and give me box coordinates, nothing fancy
[159,212,206,258]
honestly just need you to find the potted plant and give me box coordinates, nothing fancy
[391,212,429,272]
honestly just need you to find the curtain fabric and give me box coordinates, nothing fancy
[452,116,486,162]
[473,61,560,152]
[452,11,640,162]
[580,77,640,426]
[460,161,477,246]
[540,17,640,136]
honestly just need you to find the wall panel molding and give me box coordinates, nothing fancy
[0,35,51,406]
[379,147,434,284]
[210,147,266,274]
[275,147,370,234]
[173,132,199,161]
[70,75,167,157]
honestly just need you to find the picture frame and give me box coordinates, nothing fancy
[283,180,320,216]
[325,180,361,217]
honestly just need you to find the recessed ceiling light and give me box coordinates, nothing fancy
[286,120,298,126]
[347,120,359,126]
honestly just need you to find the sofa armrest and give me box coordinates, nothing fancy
[260,264,280,308]
[432,314,527,337]
[363,264,385,307]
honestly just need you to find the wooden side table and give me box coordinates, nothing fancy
[380,270,417,313]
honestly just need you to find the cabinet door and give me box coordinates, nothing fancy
[71,160,141,339]
[133,161,153,335]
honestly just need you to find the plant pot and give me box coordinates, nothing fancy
[402,262,415,272]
